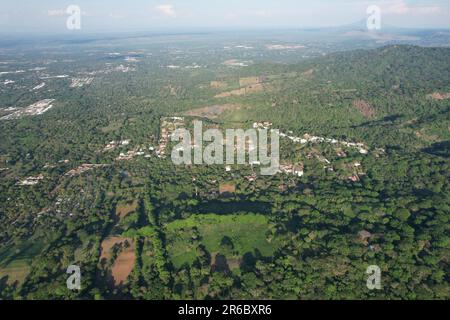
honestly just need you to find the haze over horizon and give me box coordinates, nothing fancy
[1,0,450,35]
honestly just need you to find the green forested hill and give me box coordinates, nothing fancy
[313,45,450,93]
[228,45,450,151]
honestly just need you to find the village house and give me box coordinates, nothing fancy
[279,163,304,177]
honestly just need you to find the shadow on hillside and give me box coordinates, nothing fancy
[422,141,450,157]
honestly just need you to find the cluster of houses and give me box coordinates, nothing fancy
[103,139,131,152]
[347,161,365,182]
[116,149,147,161]
[253,121,370,155]
[266,44,306,50]
[44,159,70,169]
[252,121,273,130]
[280,132,369,155]
[97,117,371,184]
[279,163,305,177]
[17,174,44,186]
[252,121,370,155]
[248,121,372,179]
[100,117,184,162]
[1,99,55,120]
[157,117,185,158]
[70,77,93,88]
[223,59,251,67]
[115,64,135,73]
[103,138,156,161]
[244,173,258,182]
[65,164,109,178]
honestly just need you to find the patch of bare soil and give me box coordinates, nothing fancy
[415,130,440,142]
[239,76,262,87]
[427,92,450,100]
[352,100,376,118]
[301,68,314,77]
[183,104,241,119]
[210,81,228,89]
[100,236,130,260]
[99,236,136,286]
[219,183,236,195]
[111,244,136,285]
[215,83,265,98]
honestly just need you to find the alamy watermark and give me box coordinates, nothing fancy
[66,264,81,290]
[66,5,81,30]
[366,265,382,290]
[367,5,381,30]
[171,120,280,175]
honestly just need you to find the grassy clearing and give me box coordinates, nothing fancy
[0,260,30,285]
[0,239,45,267]
[0,239,45,286]
[101,121,123,133]
[165,214,279,269]
[115,200,138,220]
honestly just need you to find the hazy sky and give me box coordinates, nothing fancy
[1,0,449,33]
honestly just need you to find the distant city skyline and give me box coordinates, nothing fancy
[1,0,449,34]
